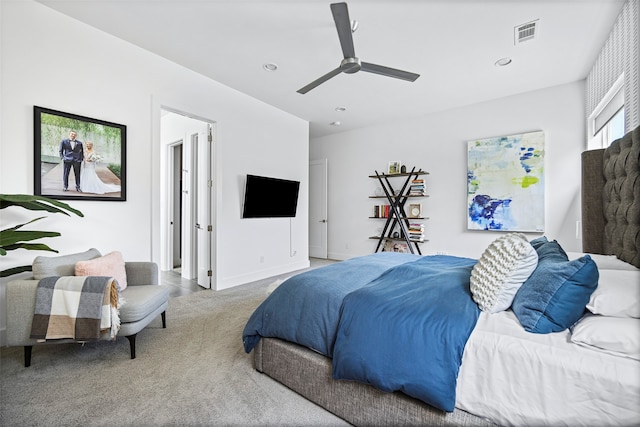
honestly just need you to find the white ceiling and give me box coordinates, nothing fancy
[36,0,626,138]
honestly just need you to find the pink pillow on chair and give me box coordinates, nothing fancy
[75,251,128,291]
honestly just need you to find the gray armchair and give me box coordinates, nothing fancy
[6,248,169,366]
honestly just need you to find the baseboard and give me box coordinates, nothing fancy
[217,259,311,290]
[327,251,352,261]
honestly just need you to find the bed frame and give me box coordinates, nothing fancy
[582,125,639,268]
[253,126,640,426]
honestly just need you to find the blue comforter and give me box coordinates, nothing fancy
[331,255,480,412]
[242,253,480,412]
[243,252,420,356]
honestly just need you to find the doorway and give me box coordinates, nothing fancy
[161,109,215,289]
[171,142,183,271]
[309,159,328,258]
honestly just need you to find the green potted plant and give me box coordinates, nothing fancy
[0,194,83,277]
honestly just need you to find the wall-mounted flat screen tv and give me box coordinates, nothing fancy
[242,174,300,218]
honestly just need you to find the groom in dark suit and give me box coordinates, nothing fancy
[59,130,84,192]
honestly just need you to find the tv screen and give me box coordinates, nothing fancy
[242,174,300,218]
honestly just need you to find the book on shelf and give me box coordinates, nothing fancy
[409,187,425,195]
[373,204,392,218]
[409,179,426,195]
[408,220,424,241]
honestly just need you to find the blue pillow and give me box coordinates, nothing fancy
[535,240,569,262]
[529,236,549,250]
[512,241,599,333]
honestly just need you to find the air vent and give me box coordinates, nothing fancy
[515,20,539,44]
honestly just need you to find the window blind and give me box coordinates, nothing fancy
[586,0,639,134]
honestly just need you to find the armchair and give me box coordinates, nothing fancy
[5,248,169,366]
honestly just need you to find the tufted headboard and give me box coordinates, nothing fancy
[581,125,640,268]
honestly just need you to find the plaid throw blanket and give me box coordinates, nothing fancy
[30,276,122,342]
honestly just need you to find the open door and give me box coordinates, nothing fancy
[309,159,328,258]
[195,124,213,288]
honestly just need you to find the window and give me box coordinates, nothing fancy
[588,74,625,150]
[595,107,625,148]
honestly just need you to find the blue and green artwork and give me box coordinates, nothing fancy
[467,131,544,232]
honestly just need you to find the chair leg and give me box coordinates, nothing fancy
[161,311,166,329]
[126,334,137,359]
[24,346,32,367]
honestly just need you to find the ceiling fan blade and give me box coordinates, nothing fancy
[361,62,420,82]
[297,67,343,94]
[331,2,356,59]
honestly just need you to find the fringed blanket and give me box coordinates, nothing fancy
[30,276,122,342]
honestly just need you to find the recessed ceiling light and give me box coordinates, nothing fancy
[335,106,347,112]
[494,57,512,67]
[330,121,342,126]
[262,63,278,72]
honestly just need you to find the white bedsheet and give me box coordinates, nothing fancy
[455,309,640,426]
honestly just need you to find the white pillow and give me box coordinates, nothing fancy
[470,233,539,313]
[566,252,640,271]
[571,314,640,360]
[587,269,640,318]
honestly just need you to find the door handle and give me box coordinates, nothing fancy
[319,219,327,223]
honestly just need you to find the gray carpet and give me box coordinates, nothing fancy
[0,274,349,426]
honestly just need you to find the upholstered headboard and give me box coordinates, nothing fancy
[581,126,640,268]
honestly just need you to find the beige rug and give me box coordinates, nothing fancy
[0,280,348,426]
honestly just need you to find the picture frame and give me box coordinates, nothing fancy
[467,130,544,231]
[388,161,401,174]
[34,106,126,201]
[408,203,422,218]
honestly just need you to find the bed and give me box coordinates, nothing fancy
[243,126,640,426]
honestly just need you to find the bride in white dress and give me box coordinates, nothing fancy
[80,141,121,194]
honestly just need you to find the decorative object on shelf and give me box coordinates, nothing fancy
[34,106,126,202]
[409,203,422,218]
[368,167,429,254]
[388,161,401,175]
[467,130,544,232]
[383,240,410,253]
[400,165,407,174]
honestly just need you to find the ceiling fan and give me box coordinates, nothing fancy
[297,2,420,94]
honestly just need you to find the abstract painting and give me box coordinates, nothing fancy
[467,130,544,232]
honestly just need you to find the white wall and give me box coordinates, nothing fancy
[0,0,309,343]
[311,81,586,260]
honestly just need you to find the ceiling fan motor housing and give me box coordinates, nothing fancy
[341,57,361,73]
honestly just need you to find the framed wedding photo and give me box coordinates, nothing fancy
[34,106,126,201]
